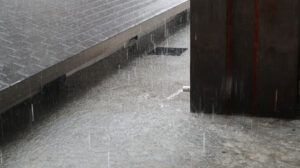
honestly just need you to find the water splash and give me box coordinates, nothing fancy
[167,89,183,100]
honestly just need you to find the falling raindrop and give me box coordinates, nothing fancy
[133,66,137,78]
[202,132,206,156]
[127,73,130,85]
[150,34,157,53]
[274,89,278,112]
[107,152,110,168]
[211,104,215,121]
[151,79,154,89]
[31,103,35,122]
[127,50,130,60]
[88,132,91,150]
[118,64,121,73]
[0,150,2,165]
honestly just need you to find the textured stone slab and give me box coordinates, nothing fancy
[0,0,189,112]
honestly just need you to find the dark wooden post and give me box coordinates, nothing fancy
[190,0,227,113]
[256,0,299,117]
[191,0,300,118]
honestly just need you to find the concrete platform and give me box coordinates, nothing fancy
[1,25,299,168]
[0,0,189,113]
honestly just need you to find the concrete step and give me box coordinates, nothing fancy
[0,0,190,114]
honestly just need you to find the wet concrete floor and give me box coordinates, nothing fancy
[0,25,300,168]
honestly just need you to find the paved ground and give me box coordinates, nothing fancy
[0,0,186,90]
[1,25,300,168]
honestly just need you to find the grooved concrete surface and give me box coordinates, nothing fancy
[0,0,186,90]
